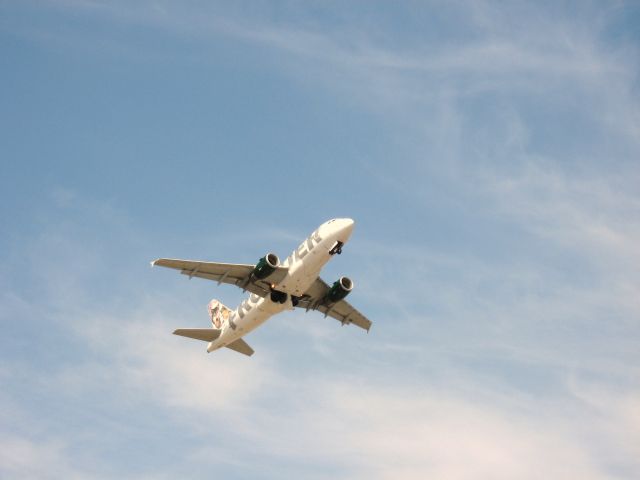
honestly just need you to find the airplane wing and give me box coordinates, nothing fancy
[151,258,288,297]
[295,277,372,332]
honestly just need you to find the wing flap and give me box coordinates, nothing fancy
[151,258,288,297]
[317,300,372,331]
[173,328,222,342]
[225,338,254,356]
[296,277,372,332]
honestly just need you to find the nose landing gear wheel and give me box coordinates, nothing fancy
[329,241,344,255]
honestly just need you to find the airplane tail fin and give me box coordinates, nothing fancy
[173,328,222,342]
[208,299,233,329]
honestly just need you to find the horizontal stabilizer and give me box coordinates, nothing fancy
[173,328,222,342]
[225,338,254,356]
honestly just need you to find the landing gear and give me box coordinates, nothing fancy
[329,241,344,255]
[270,290,287,304]
[291,295,300,307]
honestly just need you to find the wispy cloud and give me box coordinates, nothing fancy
[3,2,640,478]
[1,188,637,478]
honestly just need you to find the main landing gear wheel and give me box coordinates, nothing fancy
[270,290,287,304]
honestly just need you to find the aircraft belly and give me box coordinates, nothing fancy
[277,248,330,296]
[212,296,285,351]
[238,309,268,332]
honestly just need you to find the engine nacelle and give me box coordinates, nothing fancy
[253,253,280,280]
[327,276,354,303]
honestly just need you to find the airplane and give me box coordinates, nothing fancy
[151,218,371,356]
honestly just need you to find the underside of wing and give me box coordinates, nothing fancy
[151,258,288,297]
[296,278,372,332]
[316,300,372,331]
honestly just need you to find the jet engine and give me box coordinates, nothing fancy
[253,253,280,280]
[327,276,353,303]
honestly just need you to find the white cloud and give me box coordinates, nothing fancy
[482,163,640,265]
[0,435,76,480]
[44,302,640,479]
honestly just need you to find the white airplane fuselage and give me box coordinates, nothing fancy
[206,218,354,353]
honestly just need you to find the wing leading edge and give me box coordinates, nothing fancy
[296,277,372,332]
[151,258,288,297]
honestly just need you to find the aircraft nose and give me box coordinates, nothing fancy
[337,218,355,240]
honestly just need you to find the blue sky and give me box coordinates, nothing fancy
[1,1,639,478]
